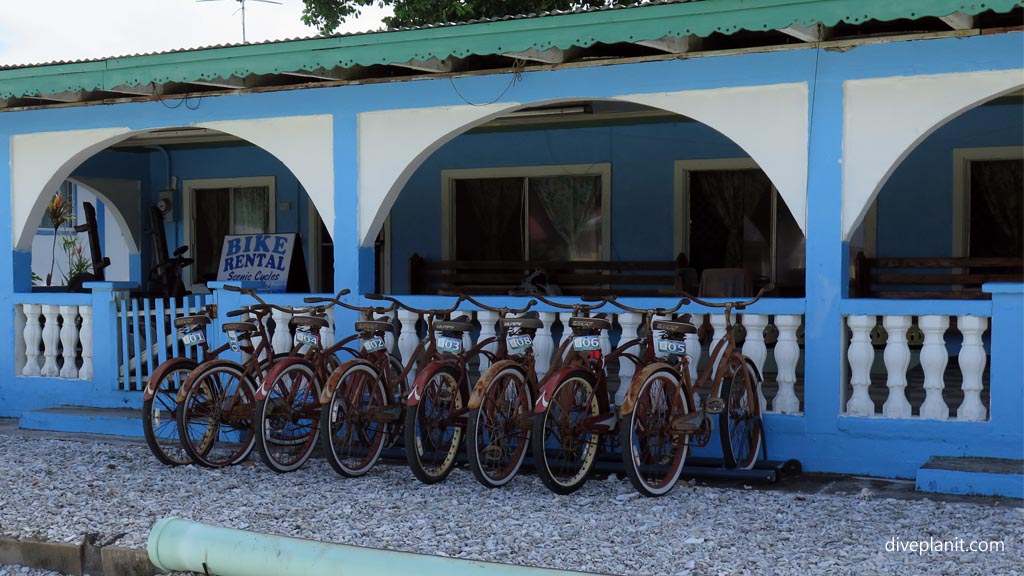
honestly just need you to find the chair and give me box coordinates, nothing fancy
[699,267,752,298]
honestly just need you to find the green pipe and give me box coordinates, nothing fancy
[148,517,598,576]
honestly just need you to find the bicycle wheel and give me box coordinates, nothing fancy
[531,370,600,495]
[177,362,257,468]
[142,358,197,466]
[320,363,388,477]
[467,365,531,488]
[719,358,763,470]
[384,354,408,448]
[404,364,464,484]
[620,367,691,497]
[254,361,322,473]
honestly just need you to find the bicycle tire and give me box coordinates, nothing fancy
[620,367,692,497]
[320,363,388,477]
[467,364,532,488]
[404,364,465,484]
[177,362,257,468]
[718,357,763,470]
[142,358,198,466]
[531,369,600,495]
[384,353,408,448]
[254,360,322,473]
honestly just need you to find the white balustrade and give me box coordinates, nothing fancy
[320,307,335,348]
[845,315,876,416]
[708,314,727,377]
[773,315,801,414]
[397,309,421,381]
[79,306,93,380]
[476,310,498,373]
[684,328,701,409]
[881,315,913,418]
[459,310,474,358]
[58,305,79,379]
[957,315,988,421]
[918,315,950,420]
[271,308,293,355]
[741,314,769,412]
[614,312,642,405]
[21,304,42,377]
[558,312,573,350]
[534,312,556,380]
[40,305,61,377]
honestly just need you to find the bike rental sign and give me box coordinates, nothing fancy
[216,233,298,292]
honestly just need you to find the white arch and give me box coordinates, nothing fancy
[842,69,1024,239]
[68,178,141,254]
[357,83,810,246]
[11,115,334,251]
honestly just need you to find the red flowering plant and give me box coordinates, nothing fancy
[43,191,74,286]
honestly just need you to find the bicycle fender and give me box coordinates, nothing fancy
[174,359,241,403]
[319,358,377,405]
[257,357,310,401]
[618,362,677,416]
[533,365,588,414]
[143,357,197,400]
[467,360,523,410]
[406,361,456,407]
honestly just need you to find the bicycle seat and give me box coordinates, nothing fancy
[174,315,210,329]
[433,315,473,332]
[355,320,394,333]
[568,316,610,331]
[500,313,543,330]
[290,315,329,331]
[222,322,257,333]
[653,319,697,335]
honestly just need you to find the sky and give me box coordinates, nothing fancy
[0,0,391,67]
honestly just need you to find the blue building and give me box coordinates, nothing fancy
[1,0,1021,497]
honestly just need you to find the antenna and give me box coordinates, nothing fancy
[196,0,282,44]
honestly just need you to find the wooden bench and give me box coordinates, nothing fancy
[409,253,697,297]
[854,252,1023,299]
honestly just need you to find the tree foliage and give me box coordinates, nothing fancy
[302,0,642,32]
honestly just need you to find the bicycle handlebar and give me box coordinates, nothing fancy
[603,296,690,316]
[366,293,465,317]
[521,292,607,313]
[220,284,320,315]
[303,289,395,315]
[456,294,537,314]
[678,285,774,310]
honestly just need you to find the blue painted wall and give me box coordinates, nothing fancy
[0,31,1020,480]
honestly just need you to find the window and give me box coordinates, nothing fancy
[184,177,276,287]
[675,159,804,294]
[953,147,1024,260]
[442,165,611,261]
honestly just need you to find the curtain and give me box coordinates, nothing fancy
[454,178,524,261]
[529,175,601,261]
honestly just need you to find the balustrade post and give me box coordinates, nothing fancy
[615,312,641,406]
[956,315,988,421]
[918,315,950,420]
[40,305,61,377]
[271,308,293,355]
[78,306,93,380]
[397,309,421,380]
[684,324,701,409]
[21,304,42,376]
[773,315,801,414]
[459,310,475,359]
[535,312,556,380]
[845,315,876,416]
[881,315,913,418]
[558,312,572,350]
[708,314,727,378]
[741,314,769,412]
[320,307,335,349]
[59,305,80,379]
[476,310,498,373]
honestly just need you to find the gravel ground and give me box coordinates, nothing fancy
[0,434,1021,576]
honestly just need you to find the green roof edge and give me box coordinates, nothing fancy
[1,0,1021,99]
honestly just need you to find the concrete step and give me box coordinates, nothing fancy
[916,456,1023,499]
[18,406,144,438]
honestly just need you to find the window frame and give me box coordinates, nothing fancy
[182,176,277,290]
[440,164,612,261]
[673,157,790,286]
[952,146,1024,258]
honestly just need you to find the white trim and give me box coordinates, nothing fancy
[440,163,612,261]
[182,176,277,291]
[952,146,1024,257]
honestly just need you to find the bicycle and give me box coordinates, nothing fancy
[463,296,543,488]
[142,305,222,465]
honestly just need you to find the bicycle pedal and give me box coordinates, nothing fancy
[706,397,725,414]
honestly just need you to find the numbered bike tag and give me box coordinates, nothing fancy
[657,339,686,357]
[573,335,601,352]
[362,335,387,353]
[436,335,462,354]
[506,334,533,355]
[227,330,241,352]
[180,328,206,348]
[294,328,320,347]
